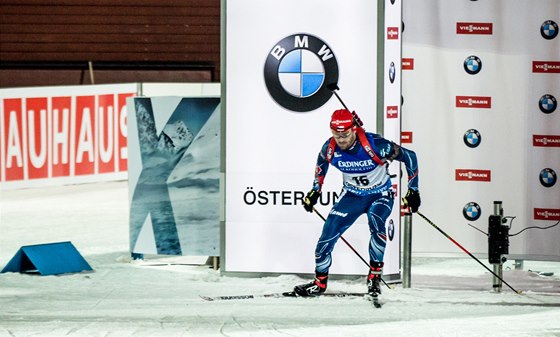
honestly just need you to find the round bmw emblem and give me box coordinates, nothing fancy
[464,129,481,148]
[389,61,396,83]
[541,20,558,40]
[539,94,557,114]
[264,34,339,112]
[387,219,395,241]
[540,168,557,188]
[463,202,481,221]
[464,55,482,75]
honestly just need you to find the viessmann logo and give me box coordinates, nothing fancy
[456,22,493,35]
[533,135,560,147]
[264,34,339,112]
[455,169,491,182]
[534,208,560,221]
[533,61,560,73]
[456,96,492,108]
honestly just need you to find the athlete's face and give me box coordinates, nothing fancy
[331,129,356,150]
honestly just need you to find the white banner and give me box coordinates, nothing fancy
[402,0,560,259]
[225,0,388,275]
[383,0,403,274]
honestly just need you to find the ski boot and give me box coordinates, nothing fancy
[367,262,383,296]
[294,274,328,297]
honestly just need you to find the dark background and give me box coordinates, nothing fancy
[0,0,220,87]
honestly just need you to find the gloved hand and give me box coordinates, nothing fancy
[403,189,421,213]
[303,190,320,212]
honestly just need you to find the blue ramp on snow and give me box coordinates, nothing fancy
[1,241,93,275]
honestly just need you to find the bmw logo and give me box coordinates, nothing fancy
[464,129,481,148]
[541,20,558,40]
[389,61,396,83]
[464,55,482,75]
[264,34,339,112]
[539,94,557,114]
[540,168,557,188]
[387,219,395,241]
[463,202,481,221]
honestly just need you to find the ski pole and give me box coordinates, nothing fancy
[416,211,521,294]
[312,207,391,289]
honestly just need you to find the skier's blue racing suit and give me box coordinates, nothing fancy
[310,131,419,274]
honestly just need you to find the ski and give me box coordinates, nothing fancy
[200,291,370,302]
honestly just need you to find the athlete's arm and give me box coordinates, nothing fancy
[374,135,419,191]
[312,139,331,193]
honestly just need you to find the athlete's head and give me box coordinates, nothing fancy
[330,109,357,150]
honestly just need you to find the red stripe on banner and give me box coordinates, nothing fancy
[386,105,398,119]
[117,93,133,172]
[534,208,560,221]
[533,135,560,147]
[387,27,399,40]
[455,169,491,182]
[51,96,72,178]
[2,98,25,181]
[74,95,96,176]
[26,97,49,180]
[402,58,414,70]
[401,131,413,143]
[532,61,560,73]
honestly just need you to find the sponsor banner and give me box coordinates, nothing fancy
[403,0,559,260]
[534,208,560,221]
[0,84,135,188]
[402,58,414,70]
[225,0,390,275]
[456,96,492,108]
[532,61,560,73]
[455,169,491,182]
[383,0,402,276]
[456,22,493,35]
[533,135,560,147]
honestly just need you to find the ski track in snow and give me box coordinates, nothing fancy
[1,181,559,337]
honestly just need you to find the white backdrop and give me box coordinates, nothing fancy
[225,0,396,275]
[402,0,560,260]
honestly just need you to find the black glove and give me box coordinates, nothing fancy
[303,190,320,212]
[403,189,421,213]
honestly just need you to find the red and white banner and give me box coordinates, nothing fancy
[0,84,136,188]
[403,0,560,260]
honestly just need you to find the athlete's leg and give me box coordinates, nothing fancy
[314,190,366,274]
[366,195,394,263]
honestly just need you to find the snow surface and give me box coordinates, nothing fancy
[1,181,560,337]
